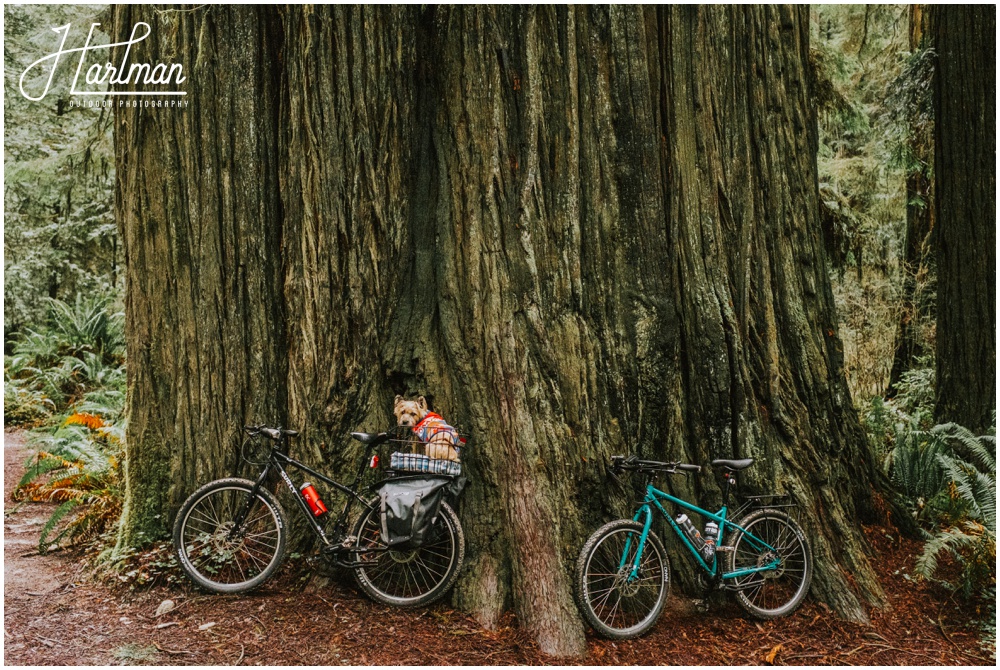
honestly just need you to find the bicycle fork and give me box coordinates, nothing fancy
[224,465,275,543]
[620,504,654,580]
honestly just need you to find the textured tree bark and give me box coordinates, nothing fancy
[114,4,889,655]
[888,4,934,394]
[930,5,996,433]
[658,4,886,620]
[110,5,288,547]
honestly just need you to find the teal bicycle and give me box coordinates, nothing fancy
[575,455,813,639]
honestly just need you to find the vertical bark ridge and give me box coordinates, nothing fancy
[280,5,418,475]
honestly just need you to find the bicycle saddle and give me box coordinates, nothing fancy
[351,432,388,445]
[259,427,299,440]
[711,458,754,471]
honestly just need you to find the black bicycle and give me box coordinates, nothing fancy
[172,425,465,607]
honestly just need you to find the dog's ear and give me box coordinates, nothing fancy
[417,396,427,410]
[394,395,403,405]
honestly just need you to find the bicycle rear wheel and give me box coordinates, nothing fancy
[575,519,670,639]
[351,501,464,607]
[725,508,812,619]
[173,478,287,594]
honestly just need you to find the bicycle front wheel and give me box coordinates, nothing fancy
[725,508,812,619]
[575,520,670,639]
[173,478,287,594]
[351,500,464,607]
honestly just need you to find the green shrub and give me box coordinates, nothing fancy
[5,294,125,422]
[892,363,936,417]
[3,376,55,425]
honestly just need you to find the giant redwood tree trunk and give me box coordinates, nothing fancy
[111,5,287,549]
[114,5,888,656]
[930,5,996,433]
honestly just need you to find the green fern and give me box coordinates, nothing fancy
[43,294,125,362]
[932,423,996,476]
[15,454,77,491]
[38,499,83,552]
[915,521,986,579]
[913,424,996,600]
[3,377,55,425]
[937,454,996,529]
[885,417,947,508]
[14,414,123,553]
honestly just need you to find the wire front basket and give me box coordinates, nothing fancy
[374,424,468,478]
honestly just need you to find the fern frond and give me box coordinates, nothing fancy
[915,525,979,578]
[937,453,997,529]
[971,470,996,531]
[890,429,947,499]
[64,412,105,430]
[16,454,74,490]
[47,487,96,504]
[933,423,996,475]
[38,499,82,553]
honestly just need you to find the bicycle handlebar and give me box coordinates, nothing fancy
[610,454,702,475]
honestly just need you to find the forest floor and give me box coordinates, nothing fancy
[4,429,994,666]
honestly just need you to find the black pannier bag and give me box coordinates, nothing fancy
[378,476,451,548]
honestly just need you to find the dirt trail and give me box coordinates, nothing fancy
[3,429,992,665]
[4,430,131,664]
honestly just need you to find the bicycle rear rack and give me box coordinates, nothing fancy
[732,492,798,522]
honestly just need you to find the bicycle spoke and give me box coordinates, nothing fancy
[581,525,666,635]
[354,505,459,604]
[177,486,281,590]
[728,513,810,618]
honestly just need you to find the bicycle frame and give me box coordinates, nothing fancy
[234,438,378,549]
[622,483,780,581]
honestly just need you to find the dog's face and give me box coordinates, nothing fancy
[393,395,428,428]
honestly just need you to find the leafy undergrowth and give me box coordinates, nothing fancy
[6,295,126,555]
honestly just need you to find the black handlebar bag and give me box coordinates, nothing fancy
[378,477,450,548]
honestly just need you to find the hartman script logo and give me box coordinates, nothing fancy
[19,22,187,101]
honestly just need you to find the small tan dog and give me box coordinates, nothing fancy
[393,395,461,462]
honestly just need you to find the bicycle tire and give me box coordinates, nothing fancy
[575,519,670,639]
[725,508,812,619]
[173,478,287,594]
[351,500,464,607]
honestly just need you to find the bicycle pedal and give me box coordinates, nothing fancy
[694,599,710,613]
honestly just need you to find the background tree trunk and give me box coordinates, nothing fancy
[114,4,888,655]
[888,4,934,393]
[930,5,996,433]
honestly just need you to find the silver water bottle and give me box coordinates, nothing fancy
[676,514,709,558]
[702,521,719,561]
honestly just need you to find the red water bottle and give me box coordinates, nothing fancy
[299,482,328,518]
